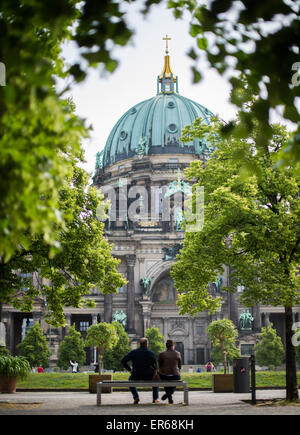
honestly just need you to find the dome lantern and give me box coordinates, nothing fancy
[157,35,178,94]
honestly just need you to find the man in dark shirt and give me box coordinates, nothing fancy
[121,337,159,404]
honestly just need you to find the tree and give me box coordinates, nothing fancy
[254,324,285,370]
[0,4,85,261]
[0,164,126,326]
[172,117,300,400]
[17,322,50,368]
[57,324,86,370]
[102,322,131,372]
[85,322,118,374]
[145,326,165,359]
[210,342,240,370]
[207,319,239,374]
[164,0,300,171]
[0,0,143,261]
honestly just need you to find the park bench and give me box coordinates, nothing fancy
[96,380,189,406]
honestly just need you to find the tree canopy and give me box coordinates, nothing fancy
[207,319,239,373]
[145,326,165,359]
[102,321,131,372]
[0,163,126,327]
[172,116,300,399]
[17,322,50,368]
[85,322,119,374]
[57,324,86,370]
[183,0,300,171]
[254,324,285,369]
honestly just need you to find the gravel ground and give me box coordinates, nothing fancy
[0,389,300,415]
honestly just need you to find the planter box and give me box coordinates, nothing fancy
[89,374,112,394]
[212,374,233,393]
[0,376,17,393]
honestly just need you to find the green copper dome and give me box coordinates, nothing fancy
[96,49,214,170]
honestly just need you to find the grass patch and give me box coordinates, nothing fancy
[16,371,300,390]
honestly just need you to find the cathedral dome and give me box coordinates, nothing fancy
[97,40,214,169]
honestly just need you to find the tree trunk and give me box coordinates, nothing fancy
[285,306,299,401]
[221,341,227,374]
[98,352,103,375]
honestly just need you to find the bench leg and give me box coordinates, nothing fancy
[97,383,102,406]
[184,384,189,405]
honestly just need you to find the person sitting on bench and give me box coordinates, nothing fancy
[121,337,159,404]
[158,339,182,404]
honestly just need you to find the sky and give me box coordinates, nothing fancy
[61,2,237,175]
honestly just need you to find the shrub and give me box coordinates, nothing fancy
[0,355,31,380]
[57,324,86,370]
[17,322,50,368]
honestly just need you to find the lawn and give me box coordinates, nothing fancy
[17,371,300,390]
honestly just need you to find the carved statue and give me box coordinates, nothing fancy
[211,276,222,294]
[164,179,192,198]
[112,310,127,327]
[135,136,149,157]
[174,208,184,231]
[140,277,151,294]
[162,244,183,261]
[95,151,104,170]
[239,309,254,330]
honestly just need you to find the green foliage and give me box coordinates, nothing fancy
[207,319,239,373]
[145,326,165,358]
[210,343,240,367]
[85,322,118,374]
[102,322,131,372]
[0,163,126,327]
[17,322,50,368]
[176,0,300,171]
[0,4,86,261]
[0,346,10,356]
[173,117,300,312]
[172,116,299,394]
[57,324,86,370]
[0,0,148,261]
[16,370,300,390]
[0,355,31,380]
[254,325,285,370]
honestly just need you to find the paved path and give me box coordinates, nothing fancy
[0,389,300,415]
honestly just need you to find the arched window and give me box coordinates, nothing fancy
[152,275,177,302]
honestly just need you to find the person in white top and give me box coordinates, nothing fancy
[70,360,79,373]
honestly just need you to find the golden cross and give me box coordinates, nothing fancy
[163,34,171,53]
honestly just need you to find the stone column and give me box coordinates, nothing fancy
[139,298,153,335]
[126,254,136,334]
[264,312,271,327]
[64,313,71,339]
[228,289,239,328]
[253,304,261,331]
[5,313,14,353]
[104,294,112,323]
